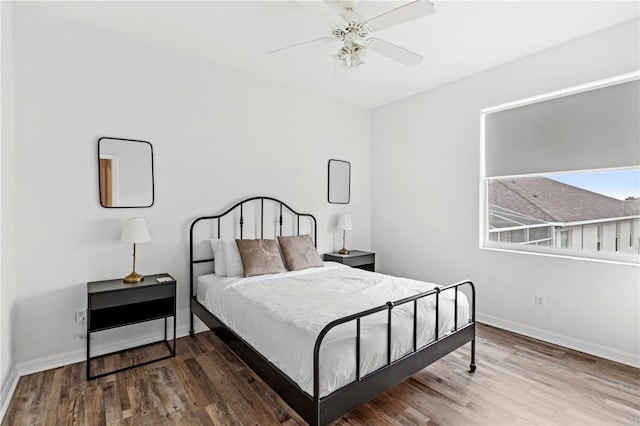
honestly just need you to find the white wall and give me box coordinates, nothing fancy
[0,0,18,418]
[372,19,640,366]
[9,5,371,367]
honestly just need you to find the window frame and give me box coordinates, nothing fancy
[479,72,640,266]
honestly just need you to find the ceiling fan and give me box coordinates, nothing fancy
[269,0,435,70]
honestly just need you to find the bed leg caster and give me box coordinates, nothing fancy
[469,339,476,373]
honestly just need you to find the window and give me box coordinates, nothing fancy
[597,225,603,252]
[481,73,640,265]
[560,230,571,249]
[486,170,639,258]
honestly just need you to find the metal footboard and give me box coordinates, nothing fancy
[312,280,476,425]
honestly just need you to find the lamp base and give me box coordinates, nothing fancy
[124,271,144,283]
[338,248,349,255]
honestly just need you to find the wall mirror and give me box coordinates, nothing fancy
[98,137,154,208]
[328,159,350,204]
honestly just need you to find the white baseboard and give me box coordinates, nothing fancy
[477,313,640,368]
[0,364,18,424]
[16,322,209,377]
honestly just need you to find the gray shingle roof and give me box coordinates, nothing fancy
[489,177,640,223]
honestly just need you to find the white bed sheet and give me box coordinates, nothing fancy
[197,262,469,397]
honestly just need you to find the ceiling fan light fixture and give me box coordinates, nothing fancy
[350,44,366,67]
[334,41,367,69]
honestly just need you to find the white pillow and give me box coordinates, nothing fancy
[223,240,244,276]
[209,239,226,276]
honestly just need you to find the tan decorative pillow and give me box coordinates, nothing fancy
[278,234,324,271]
[235,239,286,277]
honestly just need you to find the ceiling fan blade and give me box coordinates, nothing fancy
[268,37,334,57]
[297,0,345,24]
[368,37,423,67]
[365,0,435,32]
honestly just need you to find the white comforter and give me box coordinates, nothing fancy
[198,263,469,397]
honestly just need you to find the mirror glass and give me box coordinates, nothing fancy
[328,159,350,204]
[98,137,154,208]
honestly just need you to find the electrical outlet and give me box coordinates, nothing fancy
[74,308,86,324]
[535,295,546,309]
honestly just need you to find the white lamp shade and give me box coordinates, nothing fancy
[337,214,353,231]
[121,217,150,243]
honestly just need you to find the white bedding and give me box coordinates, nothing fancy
[197,262,469,397]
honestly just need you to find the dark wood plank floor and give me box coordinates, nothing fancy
[3,323,639,425]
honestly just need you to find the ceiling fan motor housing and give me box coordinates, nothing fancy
[332,20,368,41]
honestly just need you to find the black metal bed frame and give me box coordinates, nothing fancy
[189,196,476,426]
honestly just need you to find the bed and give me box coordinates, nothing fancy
[189,196,476,425]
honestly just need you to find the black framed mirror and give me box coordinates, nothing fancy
[98,137,154,208]
[328,159,350,204]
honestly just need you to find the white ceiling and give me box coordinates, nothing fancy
[17,0,640,109]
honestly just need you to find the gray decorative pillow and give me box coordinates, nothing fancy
[236,239,287,277]
[278,234,323,271]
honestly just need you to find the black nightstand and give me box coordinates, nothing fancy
[86,273,176,380]
[324,250,375,272]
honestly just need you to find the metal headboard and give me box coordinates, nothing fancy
[189,196,317,299]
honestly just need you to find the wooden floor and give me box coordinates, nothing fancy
[3,323,639,425]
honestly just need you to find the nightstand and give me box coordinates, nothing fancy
[324,250,375,272]
[86,273,176,380]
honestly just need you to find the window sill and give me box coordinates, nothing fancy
[481,242,640,266]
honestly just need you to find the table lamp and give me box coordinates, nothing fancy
[337,214,353,255]
[121,217,150,283]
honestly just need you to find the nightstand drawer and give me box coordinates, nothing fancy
[324,250,375,272]
[89,297,175,332]
[344,253,375,267]
[90,283,174,310]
